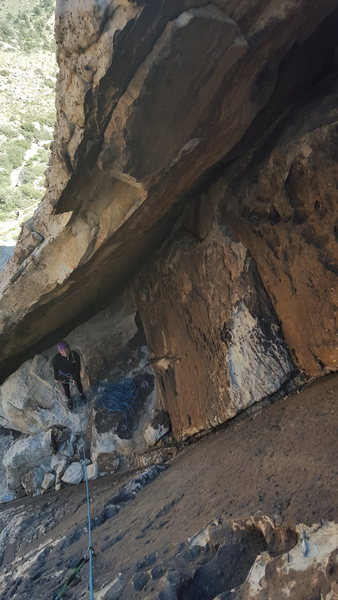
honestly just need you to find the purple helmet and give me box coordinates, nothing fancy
[57,341,69,351]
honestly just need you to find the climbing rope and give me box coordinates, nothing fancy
[54,556,88,600]
[96,378,139,431]
[54,378,95,600]
[75,385,95,600]
[54,377,139,597]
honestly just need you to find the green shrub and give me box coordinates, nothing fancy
[0,186,19,215]
[0,154,13,172]
[20,121,36,135]
[19,182,38,198]
[20,162,46,184]
[0,186,41,219]
[20,123,49,144]
[0,0,56,218]
[40,111,55,128]
[36,146,50,162]
[43,39,56,52]
[45,78,55,89]
[0,22,13,39]
[0,0,56,52]
[0,169,11,186]
[3,139,30,169]
[0,124,18,138]
[0,183,42,220]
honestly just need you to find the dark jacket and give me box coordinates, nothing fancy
[52,350,81,381]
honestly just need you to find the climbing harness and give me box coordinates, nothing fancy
[59,369,76,384]
[54,378,95,600]
[95,378,139,431]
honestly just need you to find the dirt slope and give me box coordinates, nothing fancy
[0,374,337,599]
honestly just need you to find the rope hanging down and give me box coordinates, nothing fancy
[55,378,138,597]
[54,380,95,600]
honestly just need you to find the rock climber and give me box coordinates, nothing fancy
[53,341,86,402]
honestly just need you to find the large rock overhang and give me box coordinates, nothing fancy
[1,0,338,381]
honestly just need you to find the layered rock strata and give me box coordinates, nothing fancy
[218,82,338,375]
[0,0,337,445]
[1,0,337,383]
[136,226,292,438]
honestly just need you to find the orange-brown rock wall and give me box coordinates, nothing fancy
[136,224,292,439]
[0,1,337,444]
[218,85,338,375]
[1,0,338,382]
[135,80,338,438]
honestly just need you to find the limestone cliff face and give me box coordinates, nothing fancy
[219,87,338,376]
[136,227,293,438]
[0,0,337,441]
[133,80,338,438]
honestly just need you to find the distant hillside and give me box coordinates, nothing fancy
[0,0,55,52]
[0,0,56,227]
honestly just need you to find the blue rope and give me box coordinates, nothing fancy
[74,387,94,600]
[96,378,139,431]
[55,378,139,597]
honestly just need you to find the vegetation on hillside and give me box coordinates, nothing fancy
[0,0,55,52]
[0,0,56,225]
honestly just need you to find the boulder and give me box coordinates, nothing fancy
[86,462,99,480]
[226,520,338,599]
[3,430,54,492]
[52,427,76,458]
[144,410,171,446]
[0,425,21,497]
[21,467,45,496]
[41,472,55,491]
[0,491,16,504]
[96,453,120,476]
[0,356,82,434]
[74,436,90,462]
[61,462,83,485]
[51,455,68,479]
[135,447,178,470]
